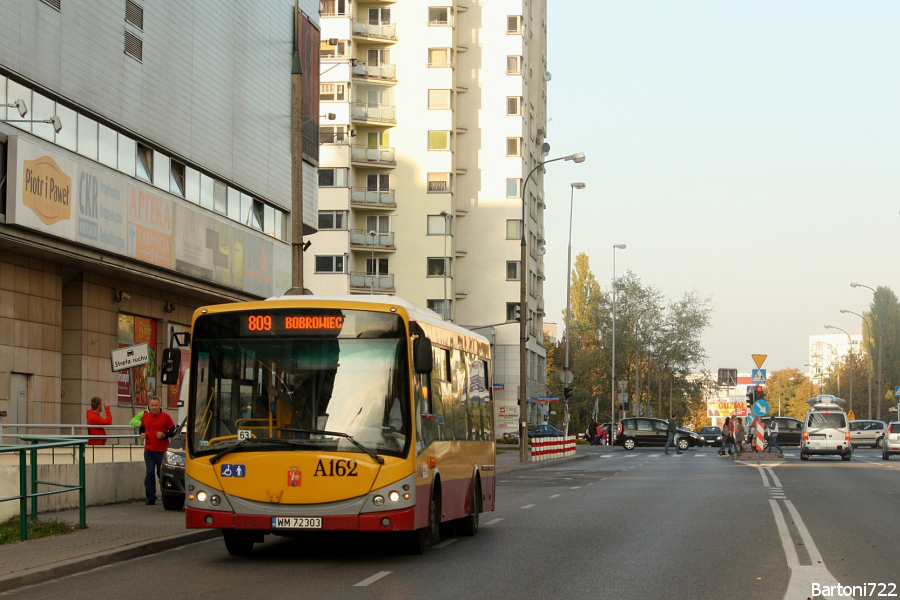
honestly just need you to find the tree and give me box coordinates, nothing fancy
[767,368,816,420]
[861,286,900,420]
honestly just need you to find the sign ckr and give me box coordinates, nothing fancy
[111,343,150,372]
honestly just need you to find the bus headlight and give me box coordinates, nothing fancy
[388,491,400,502]
[197,491,208,503]
[373,495,385,507]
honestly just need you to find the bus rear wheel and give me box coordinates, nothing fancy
[222,530,255,557]
[456,480,481,537]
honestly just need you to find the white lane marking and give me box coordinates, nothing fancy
[623,455,638,458]
[570,486,581,490]
[768,499,849,599]
[433,539,457,549]
[650,455,661,459]
[483,518,504,526]
[694,454,706,458]
[354,572,392,587]
[758,467,771,488]
[766,467,783,488]
[550,494,561,498]
[521,504,536,509]
[601,454,613,458]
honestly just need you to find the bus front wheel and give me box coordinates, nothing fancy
[222,530,255,557]
[405,486,441,554]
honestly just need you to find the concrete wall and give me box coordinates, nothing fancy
[0,460,145,521]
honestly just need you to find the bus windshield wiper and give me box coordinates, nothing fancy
[209,437,303,465]
[279,429,385,464]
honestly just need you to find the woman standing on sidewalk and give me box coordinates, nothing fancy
[718,417,732,456]
[734,417,745,454]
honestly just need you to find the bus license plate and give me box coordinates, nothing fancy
[272,517,322,529]
[810,435,826,440]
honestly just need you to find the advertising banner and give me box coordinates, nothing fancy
[707,399,748,418]
[7,135,289,297]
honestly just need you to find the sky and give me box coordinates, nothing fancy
[541,1,900,376]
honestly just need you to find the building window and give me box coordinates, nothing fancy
[507,96,522,115]
[428,48,451,67]
[213,181,227,214]
[319,168,349,187]
[168,160,185,197]
[507,137,522,157]
[98,124,118,168]
[320,83,347,101]
[427,257,450,277]
[135,143,153,182]
[427,173,451,193]
[320,0,347,16]
[506,261,521,281]
[428,89,452,110]
[428,131,451,151]
[506,178,521,198]
[319,125,348,144]
[320,40,349,58]
[507,55,523,75]
[77,113,98,161]
[315,255,346,273]
[507,15,523,34]
[318,211,347,230]
[428,7,450,26]
[367,173,390,191]
[507,219,522,240]
[366,257,389,275]
[250,199,264,231]
[428,299,450,320]
[506,303,521,322]
[427,215,450,235]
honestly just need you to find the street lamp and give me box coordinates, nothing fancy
[841,308,872,419]
[611,243,626,439]
[851,282,882,420]
[440,211,452,321]
[825,324,853,415]
[518,152,585,463]
[368,230,377,295]
[563,182,586,423]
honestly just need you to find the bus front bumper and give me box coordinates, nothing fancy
[186,505,416,532]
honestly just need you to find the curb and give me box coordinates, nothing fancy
[0,529,218,594]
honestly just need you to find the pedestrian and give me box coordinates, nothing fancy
[86,396,113,445]
[664,414,683,455]
[588,419,599,445]
[734,417,745,454]
[767,418,784,458]
[600,425,609,446]
[140,397,176,505]
[718,417,731,456]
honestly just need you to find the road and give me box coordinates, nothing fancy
[6,445,899,600]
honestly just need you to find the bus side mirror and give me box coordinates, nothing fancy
[160,348,181,385]
[414,337,433,374]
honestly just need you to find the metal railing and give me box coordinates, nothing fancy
[350,101,396,124]
[352,61,397,82]
[0,438,87,540]
[350,145,396,166]
[0,424,143,464]
[349,271,395,292]
[352,18,397,41]
[350,187,396,208]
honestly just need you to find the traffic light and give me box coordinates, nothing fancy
[564,387,573,400]
[746,387,755,407]
[756,385,765,402]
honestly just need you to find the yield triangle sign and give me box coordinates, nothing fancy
[751,354,767,369]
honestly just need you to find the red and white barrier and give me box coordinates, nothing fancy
[755,421,766,451]
[529,436,577,461]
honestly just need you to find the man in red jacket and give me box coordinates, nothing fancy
[140,396,176,505]
[86,397,113,445]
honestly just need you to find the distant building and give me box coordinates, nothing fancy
[808,332,862,389]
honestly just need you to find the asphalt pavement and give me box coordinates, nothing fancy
[0,443,582,594]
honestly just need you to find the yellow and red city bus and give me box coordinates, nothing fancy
[180,295,495,555]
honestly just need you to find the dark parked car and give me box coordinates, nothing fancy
[528,424,565,438]
[160,422,186,511]
[615,418,697,451]
[698,426,722,447]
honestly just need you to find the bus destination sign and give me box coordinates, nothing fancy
[240,314,345,336]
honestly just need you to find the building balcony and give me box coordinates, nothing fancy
[352,61,397,83]
[350,187,396,209]
[351,101,396,125]
[350,145,396,167]
[352,19,397,42]
[349,271,396,293]
[350,229,396,251]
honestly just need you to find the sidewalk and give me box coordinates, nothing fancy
[0,446,583,593]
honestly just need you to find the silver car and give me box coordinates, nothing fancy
[882,422,900,460]
[849,420,887,448]
[801,395,851,461]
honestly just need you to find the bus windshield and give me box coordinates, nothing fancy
[189,310,410,459]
